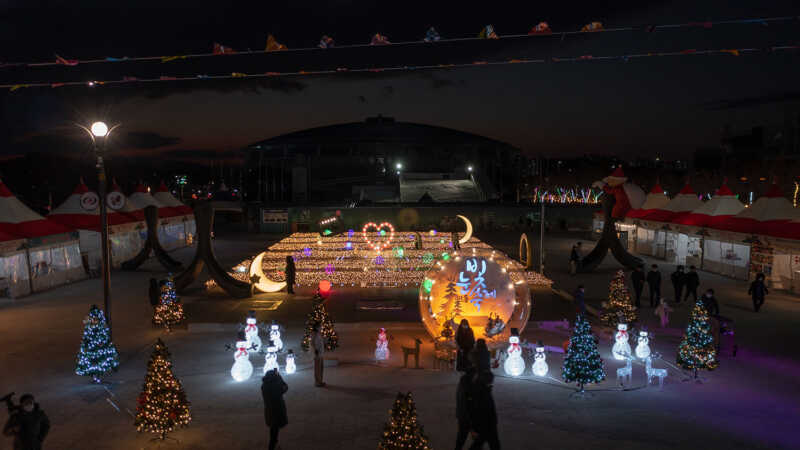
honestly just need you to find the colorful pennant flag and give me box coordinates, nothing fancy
[581,22,604,32]
[266,34,287,52]
[479,25,498,39]
[213,42,236,55]
[319,35,334,48]
[424,27,441,42]
[370,33,391,45]
[529,22,552,35]
[161,55,187,63]
[55,54,79,66]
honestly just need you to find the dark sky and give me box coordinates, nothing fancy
[1,0,799,169]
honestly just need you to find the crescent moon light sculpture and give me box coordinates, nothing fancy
[456,215,473,245]
[250,252,287,293]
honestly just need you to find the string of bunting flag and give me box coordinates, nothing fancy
[2,43,798,92]
[1,15,796,69]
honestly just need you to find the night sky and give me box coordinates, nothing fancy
[1,0,799,174]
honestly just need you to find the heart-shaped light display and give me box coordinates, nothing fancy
[362,222,395,252]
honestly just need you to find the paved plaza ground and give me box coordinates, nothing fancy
[1,230,799,449]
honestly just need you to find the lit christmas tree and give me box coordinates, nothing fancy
[301,291,339,352]
[562,314,606,392]
[378,392,432,450]
[677,302,719,378]
[437,279,458,320]
[135,339,191,440]
[75,305,119,383]
[601,270,638,327]
[153,276,185,331]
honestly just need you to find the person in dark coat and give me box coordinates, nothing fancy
[569,242,582,275]
[684,266,700,303]
[748,272,769,312]
[455,319,475,372]
[148,278,160,307]
[3,394,50,450]
[455,367,475,450]
[261,369,288,450]
[467,371,500,450]
[699,289,720,317]
[631,266,645,308]
[451,231,461,250]
[574,285,586,315]
[284,255,295,294]
[670,266,686,304]
[469,339,491,373]
[646,264,661,307]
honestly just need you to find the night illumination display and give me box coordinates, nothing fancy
[285,350,296,374]
[677,302,719,375]
[612,323,631,361]
[262,342,279,374]
[455,215,473,244]
[378,392,432,450]
[249,252,288,293]
[362,222,395,252]
[419,250,532,341]
[269,323,283,352]
[635,331,651,359]
[503,335,525,376]
[532,344,548,377]
[75,305,119,383]
[153,276,185,331]
[231,340,254,382]
[601,270,638,327]
[562,314,606,391]
[319,279,332,293]
[375,328,390,361]
[244,314,262,353]
[135,339,191,439]
[301,292,339,352]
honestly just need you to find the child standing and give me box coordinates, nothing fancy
[654,298,673,328]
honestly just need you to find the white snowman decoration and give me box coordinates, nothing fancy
[375,328,390,361]
[244,314,262,353]
[532,342,548,377]
[269,322,283,352]
[612,323,631,361]
[231,336,254,382]
[263,340,280,374]
[635,330,651,360]
[285,349,296,374]
[503,330,525,377]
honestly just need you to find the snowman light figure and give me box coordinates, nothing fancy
[231,333,254,382]
[503,329,525,377]
[532,341,548,377]
[375,328,390,361]
[263,340,280,374]
[269,321,283,352]
[635,330,651,359]
[285,349,296,374]
[244,312,262,353]
[612,323,631,361]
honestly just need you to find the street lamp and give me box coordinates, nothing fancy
[467,165,473,172]
[79,120,120,337]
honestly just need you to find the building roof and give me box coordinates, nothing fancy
[639,183,703,222]
[248,116,519,150]
[626,183,669,218]
[153,181,193,218]
[715,184,800,234]
[48,180,139,231]
[672,182,744,227]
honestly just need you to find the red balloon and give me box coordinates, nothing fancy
[319,280,332,293]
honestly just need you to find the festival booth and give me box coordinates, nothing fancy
[152,182,195,250]
[48,181,144,270]
[634,183,703,259]
[671,183,747,279]
[0,230,29,298]
[0,179,83,295]
[624,183,669,251]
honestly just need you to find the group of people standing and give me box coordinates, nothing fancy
[455,319,501,450]
[630,264,701,308]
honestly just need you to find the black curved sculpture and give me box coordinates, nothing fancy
[122,205,183,271]
[173,202,252,299]
[579,192,643,272]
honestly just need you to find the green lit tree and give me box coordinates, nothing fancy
[601,270,638,327]
[378,392,432,450]
[562,314,606,391]
[75,305,119,383]
[301,291,339,352]
[135,339,191,440]
[677,302,719,378]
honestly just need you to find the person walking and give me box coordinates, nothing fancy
[670,266,685,304]
[261,368,288,450]
[699,289,720,316]
[683,266,700,303]
[573,285,586,315]
[631,266,645,308]
[654,298,673,328]
[455,319,475,372]
[3,394,50,450]
[467,371,500,450]
[284,255,296,294]
[748,273,769,312]
[569,242,582,275]
[455,367,475,450]
[646,264,661,307]
[469,339,491,374]
[311,324,326,387]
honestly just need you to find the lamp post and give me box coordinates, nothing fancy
[81,121,119,336]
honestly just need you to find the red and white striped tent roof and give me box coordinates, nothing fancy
[672,183,744,228]
[0,229,24,245]
[126,183,166,219]
[0,179,73,238]
[715,184,800,235]
[626,183,669,219]
[152,181,193,218]
[109,181,145,221]
[49,181,139,231]
[639,183,704,223]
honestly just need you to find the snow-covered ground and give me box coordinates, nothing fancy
[0,232,798,449]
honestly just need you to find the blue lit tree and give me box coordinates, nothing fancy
[562,313,606,392]
[677,302,718,378]
[153,276,185,331]
[75,305,119,383]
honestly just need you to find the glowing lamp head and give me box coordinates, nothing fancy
[467,165,473,172]
[319,279,332,293]
[90,121,108,137]
[396,163,402,169]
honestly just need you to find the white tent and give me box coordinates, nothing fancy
[152,181,195,250]
[0,179,84,296]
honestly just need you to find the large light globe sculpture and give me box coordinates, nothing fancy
[419,249,531,342]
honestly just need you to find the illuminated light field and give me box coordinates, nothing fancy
[224,232,552,289]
